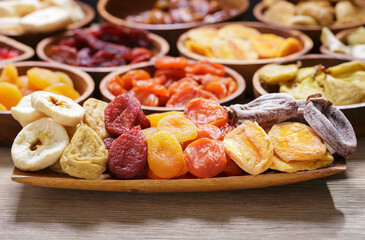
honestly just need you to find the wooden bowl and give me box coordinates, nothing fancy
[99,61,246,114]
[253,0,365,49]
[177,21,313,97]
[1,1,95,48]
[0,35,34,65]
[0,61,94,146]
[252,54,365,136]
[320,27,365,61]
[36,26,170,85]
[97,0,249,53]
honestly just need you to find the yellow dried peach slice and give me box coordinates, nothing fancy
[0,82,22,109]
[147,111,183,127]
[223,121,273,175]
[147,131,185,179]
[268,122,327,162]
[157,114,198,142]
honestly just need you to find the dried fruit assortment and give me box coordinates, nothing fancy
[0,63,80,111]
[0,0,85,34]
[50,23,153,68]
[263,0,365,27]
[258,61,365,106]
[184,24,303,60]
[126,0,238,25]
[107,56,238,107]
[321,27,365,59]
[10,92,357,180]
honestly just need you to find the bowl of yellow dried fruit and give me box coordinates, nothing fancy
[177,21,312,96]
[0,61,94,146]
[252,54,365,136]
[254,0,365,48]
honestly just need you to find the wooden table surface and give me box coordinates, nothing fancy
[0,138,364,239]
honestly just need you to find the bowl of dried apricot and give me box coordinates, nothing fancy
[177,21,313,96]
[99,56,245,113]
[0,61,94,146]
[252,54,365,136]
[253,0,365,48]
[97,0,249,53]
[0,0,95,48]
[36,23,170,83]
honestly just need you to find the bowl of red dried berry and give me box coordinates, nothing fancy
[99,56,246,113]
[36,23,170,83]
[0,35,34,65]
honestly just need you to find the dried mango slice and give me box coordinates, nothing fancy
[83,98,109,140]
[147,131,185,179]
[248,34,285,59]
[270,152,334,173]
[184,39,215,58]
[157,114,198,142]
[60,124,108,180]
[223,121,273,175]
[259,64,298,85]
[217,24,260,40]
[268,122,327,162]
[147,111,183,127]
[277,37,302,58]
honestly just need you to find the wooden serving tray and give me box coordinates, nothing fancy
[11,157,346,193]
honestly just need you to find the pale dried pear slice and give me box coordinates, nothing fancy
[270,152,334,173]
[11,117,69,171]
[187,27,218,47]
[11,94,46,127]
[83,98,109,140]
[60,124,108,180]
[217,24,260,40]
[223,121,273,175]
[258,64,298,85]
[31,91,84,127]
[268,122,327,162]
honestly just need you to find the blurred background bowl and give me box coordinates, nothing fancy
[1,1,95,48]
[252,54,365,136]
[177,21,313,98]
[99,61,246,114]
[97,0,250,54]
[0,35,34,65]
[0,61,94,146]
[36,25,170,86]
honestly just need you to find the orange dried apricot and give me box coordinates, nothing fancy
[0,82,22,109]
[45,84,80,100]
[184,98,228,128]
[108,77,126,96]
[168,77,199,96]
[184,138,227,178]
[141,127,159,140]
[156,114,198,142]
[117,70,151,91]
[166,86,218,108]
[0,103,7,110]
[129,88,159,107]
[222,157,243,176]
[147,131,185,179]
[27,67,60,90]
[55,71,74,87]
[249,34,285,59]
[185,60,226,76]
[223,121,273,175]
[155,56,188,70]
[268,122,327,162]
[0,63,18,84]
[147,111,183,127]
[276,37,302,58]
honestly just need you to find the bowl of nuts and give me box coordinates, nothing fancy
[252,54,365,136]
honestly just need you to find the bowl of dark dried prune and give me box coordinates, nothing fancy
[36,23,170,83]
[97,0,249,53]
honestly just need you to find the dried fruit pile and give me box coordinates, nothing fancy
[0,48,20,60]
[126,0,238,25]
[263,0,365,27]
[50,23,152,68]
[107,56,237,107]
[10,92,357,180]
[258,61,365,106]
[0,63,79,111]
[184,24,302,60]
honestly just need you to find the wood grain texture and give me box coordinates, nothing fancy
[0,138,364,239]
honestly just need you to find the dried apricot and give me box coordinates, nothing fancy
[270,152,334,173]
[104,92,150,137]
[157,114,198,142]
[248,34,285,59]
[0,103,6,110]
[117,70,151,91]
[0,82,22,109]
[184,98,228,127]
[129,88,159,107]
[45,84,80,100]
[168,77,199,96]
[141,127,159,140]
[166,86,218,108]
[55,71,74,87]
[154,68,186,82]
[268,122,327,162]
[27,67,59,90]
[147,131,185,179]
[184,138,227,178]
[277,37,302,58]
[222,157,244,177]
[220,123,235,138]
[108,77,126,96]
[196,124,222,140]
[108,127,148,179]
[0,63,18,84]
[155,56,188,69]
[185,61,225,76]
[147,111,183,127]
[223,121,273,175]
